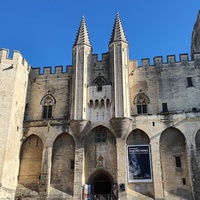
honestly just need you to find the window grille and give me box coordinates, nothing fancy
[95,129,107,143]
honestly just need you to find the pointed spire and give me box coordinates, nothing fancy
[109,13,127,45]
[73,16,91,47]
[191,10,200,59]
[194,10,200,28]
[197,10,200,21]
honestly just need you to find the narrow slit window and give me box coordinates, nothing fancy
[162,103,168,113]
[182,178,186,185]
[70,160,75,170]
[175,156,182,168]
[187,77,193,87]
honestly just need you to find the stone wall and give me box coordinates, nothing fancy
[129,54,200,116]
[0,49,30,199]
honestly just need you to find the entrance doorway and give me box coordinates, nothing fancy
[94,179,111,195]
[87,171,118,200]
[93,173,111,195]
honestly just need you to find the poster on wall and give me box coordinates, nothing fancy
[127,145,152,182]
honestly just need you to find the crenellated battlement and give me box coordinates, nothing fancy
[92,52,109,63]
[129,53,200,74]
[0,48,31,72]
[31,65,72,80]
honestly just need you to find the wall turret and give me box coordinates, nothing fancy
[191,10,200,59]
[71,16,92,120]
[0,49,30,199]
[109,13,130,118]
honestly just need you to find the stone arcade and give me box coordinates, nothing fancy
[1,11,200,200]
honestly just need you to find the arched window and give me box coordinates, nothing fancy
[93,76,107,92]
[134,93,149,114]
[89,100,93,108]
[41,94,56,119]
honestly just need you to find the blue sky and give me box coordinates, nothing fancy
[1,1,200,69]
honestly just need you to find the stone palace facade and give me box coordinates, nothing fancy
[1,11,200,200]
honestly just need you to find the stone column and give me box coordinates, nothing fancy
[116,137,128,200]
[110,117,132,200]
[186,141,200,200]
[73,141,85,200]
[39,146,52,198]
[70,119,91,200]
[150,138,165,200]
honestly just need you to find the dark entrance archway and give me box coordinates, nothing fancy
[93,173,112,195]
[87,170,118,200]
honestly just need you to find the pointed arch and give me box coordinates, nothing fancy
[40,94,56,119]
[51,133,75,195]
[93,76,107,92]
[40,94,56,105]
[126,129,150,145]
[194,129,200,194]
[18,135,43,192]
[196,129,200,145]
[195,129,200,168]
[87,168,114,184]
[87,169,116,198]
[160,127,193,199]
[85,126,117,185]
[126,129,153,197]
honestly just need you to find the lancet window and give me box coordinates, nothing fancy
[41,94,56,119]
[134,93,149,114]
[93,76,107,92]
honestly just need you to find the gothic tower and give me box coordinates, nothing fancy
[71,16,92,120]
[191,10,200,59]
[109,13,130,118]
[0,50,29,199]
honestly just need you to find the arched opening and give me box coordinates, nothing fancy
[126,129,154,198]
[95,99,99,109]
[51,133,75,195]
[106,99,110,108]
[18,135,43,192]
[86,170,117,199]
[89,99,93,108]
[195,130,200,163]
[93,173,112,194]
[133,93,149,115]
[40,94,56,119]
[93,76,107,92]
[160,128,193,199]
[84,126,117,198]
[194,130,200,196]
[100,99,105,108]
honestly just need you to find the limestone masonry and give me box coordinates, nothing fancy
[0,11,200,200]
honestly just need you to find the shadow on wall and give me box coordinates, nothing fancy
[169,187,193,199]
[17,135,43,194]
[50,133,75,196]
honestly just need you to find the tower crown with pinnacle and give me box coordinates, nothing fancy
[109,12,128,45]
[191,10,200,59]
[73,16,91,48]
